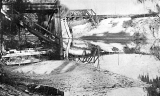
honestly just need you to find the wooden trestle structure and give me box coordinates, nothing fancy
[0,0,64,60]
[0,0,66,95]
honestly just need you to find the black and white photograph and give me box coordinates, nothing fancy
[0,0,160,96]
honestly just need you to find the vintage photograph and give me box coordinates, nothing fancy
[0,0,160,96]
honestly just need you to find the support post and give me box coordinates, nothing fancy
[58,5,64,60]
[0,21,3,54]
[0,0,3,55]
[52,2,64,60]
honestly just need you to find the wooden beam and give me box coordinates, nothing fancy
[2,2,57,5]
[23,23,56,44]
[3,2,59,13]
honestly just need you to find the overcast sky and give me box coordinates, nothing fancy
[60,0,158,15]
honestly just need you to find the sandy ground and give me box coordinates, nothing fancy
[12,60,149,96]
[95,54,160,80]
[107,87,148,96]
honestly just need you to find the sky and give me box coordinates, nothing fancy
[60,0,158,15]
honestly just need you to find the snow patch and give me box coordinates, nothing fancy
[73,18,131,38]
